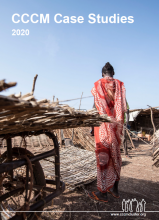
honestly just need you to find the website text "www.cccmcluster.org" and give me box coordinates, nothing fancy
[110,213,146,217]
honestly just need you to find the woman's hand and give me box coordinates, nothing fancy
[90,127,94,136]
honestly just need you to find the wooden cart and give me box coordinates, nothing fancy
[0,81,111,219]
[0,130,64,220]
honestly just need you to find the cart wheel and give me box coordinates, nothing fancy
[0,147,46,220]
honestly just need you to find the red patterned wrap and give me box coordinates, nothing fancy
[91,76,127,193]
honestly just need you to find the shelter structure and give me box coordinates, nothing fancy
[129,106,159,135]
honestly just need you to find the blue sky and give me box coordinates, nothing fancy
[0,0,159,110]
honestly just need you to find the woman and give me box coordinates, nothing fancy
[89,62,127,202]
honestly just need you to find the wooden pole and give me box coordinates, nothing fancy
[54,95,92,103]
[31,74,38,95]
[79,92,83,110]
[126,129,135,149]
[150,108,156,134]
[73,92,83,142]
[147,105,156,150]
[125,127,150,145]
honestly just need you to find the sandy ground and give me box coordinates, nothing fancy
[41,139,159,220]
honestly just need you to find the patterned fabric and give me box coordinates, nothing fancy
[91,76,127,192]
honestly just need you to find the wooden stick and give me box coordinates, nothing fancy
[0,80,17,92]
[126,129,135,148]
[79,92,83,110]
[55,95,93,103]
[31,74,38,95]
[124,126,150,145]
[0,94,112,135]
[149,107,156,134]
[147,105,156,152]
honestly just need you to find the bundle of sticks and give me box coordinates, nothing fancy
[0,79,112,135]
[151,129,159,167]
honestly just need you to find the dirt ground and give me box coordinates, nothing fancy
[1,138,159,220]
[41,139,159,220]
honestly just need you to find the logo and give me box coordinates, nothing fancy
[122,198,146,213]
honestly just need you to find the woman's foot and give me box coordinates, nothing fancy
[94,191,108,201]
[88,191,108,202]
[108,188,119,198]
[108,181,120,198]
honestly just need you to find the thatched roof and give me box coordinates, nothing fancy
[129,106,159,115]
